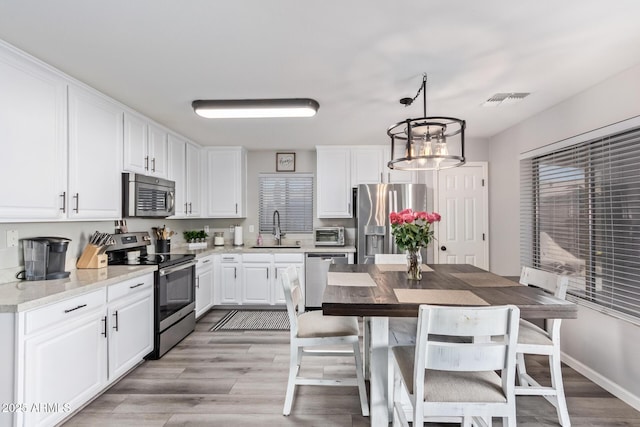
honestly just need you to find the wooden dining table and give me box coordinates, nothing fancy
[322,263,577,427]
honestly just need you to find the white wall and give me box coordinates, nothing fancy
[488,61,640,408]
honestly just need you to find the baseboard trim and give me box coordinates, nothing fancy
[562,352,640,411]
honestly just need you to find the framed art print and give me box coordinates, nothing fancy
[276,152,296,172]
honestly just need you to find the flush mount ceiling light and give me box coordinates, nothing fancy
[192,98,319,119]
[387,74,465,171]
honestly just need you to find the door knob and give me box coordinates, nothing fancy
[440,246,447,251]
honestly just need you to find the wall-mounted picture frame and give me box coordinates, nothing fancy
[276,152,296,172]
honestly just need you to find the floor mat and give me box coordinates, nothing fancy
[210,309,290,331]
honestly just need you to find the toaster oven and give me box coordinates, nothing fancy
[314,227,345,246]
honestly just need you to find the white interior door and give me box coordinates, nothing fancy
[435,162,489,269]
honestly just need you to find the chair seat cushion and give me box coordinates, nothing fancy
[297,310,359,338]
[518,319,553,346]
[392,345,506,403]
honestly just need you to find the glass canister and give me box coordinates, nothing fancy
[214,232,224,246]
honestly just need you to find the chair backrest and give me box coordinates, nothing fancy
[374,254,406,264]
[281,265,303,338]
[519,266,569,338]
[413,304,520,400]
[519,266,569,299]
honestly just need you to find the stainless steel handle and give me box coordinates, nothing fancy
[168,191,175,213]
[112,311,119,331]
[266,269,269,279]
[380,172,383,183]
[196,276,200,288]
[189,202,192,214]
[184,202,188,215]
[73,193,79,213]
[151,157,156,172]
[203,259,212,264]
[234,267,237,279]
[145,155,149,171]
[129,282,145,289]
[235,203,238,214]
[101,316,107,337]
[60,192,66,213]
[159,260,196,276]
[64,303,86,314]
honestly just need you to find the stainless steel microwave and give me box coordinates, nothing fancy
[314,227,345,246]
[122,173,175,218]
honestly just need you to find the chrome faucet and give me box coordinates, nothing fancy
[273,210,284,245]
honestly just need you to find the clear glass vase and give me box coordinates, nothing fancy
[406,248,422,280]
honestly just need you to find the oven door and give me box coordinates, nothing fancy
[157,261,196,332]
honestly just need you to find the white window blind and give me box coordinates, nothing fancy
[259,173,313,234]
[521,126,640,322]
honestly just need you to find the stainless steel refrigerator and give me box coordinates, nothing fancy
[356,183,431,264]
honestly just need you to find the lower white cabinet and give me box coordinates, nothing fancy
[273,253,305,305]
[22,290,107,427]
[10,272,154,427]
[195,255,214,317]
[107,275,154,380]
[219,254,242,304]
[241,253,304,306]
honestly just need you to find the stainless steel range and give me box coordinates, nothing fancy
[107,232,196,359]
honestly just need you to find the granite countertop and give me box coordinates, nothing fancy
[0,265,157,313]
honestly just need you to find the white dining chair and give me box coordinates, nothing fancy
[280,265,369,417]
[391,304,520,427]
[516,266,571,426]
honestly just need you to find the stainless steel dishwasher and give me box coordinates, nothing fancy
[305,253,349,307]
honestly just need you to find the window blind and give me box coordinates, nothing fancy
[521,126,640,322]
[259,173,313,234]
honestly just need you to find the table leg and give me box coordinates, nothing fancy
[369,316,389,427]
[363,316,370,380]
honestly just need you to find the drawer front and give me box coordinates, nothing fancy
[24,288,106,336]
[242,253,272,263]
[274,253,304,263]
[221,253,241,263]
[107,273,154,302]
[197,255,215,271]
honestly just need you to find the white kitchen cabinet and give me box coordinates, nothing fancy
[123,112,168,178]
[219,254,242,304]
[107,275,154,381]
[316,146,352,218]
[351,146,386,185]
[21,289,108,427]
[206,147,247,218]
[67,84,123,220]
[242,254,272,304]
[0,43,67,221]
[273,253,305,305]
[195,255,214,317]
[168,135,201,218]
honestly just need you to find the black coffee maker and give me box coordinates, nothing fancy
[21,237,71,280]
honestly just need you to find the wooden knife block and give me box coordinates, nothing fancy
[76,244,108,269]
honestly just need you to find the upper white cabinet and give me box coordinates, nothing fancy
[316,146,352,218]
[67,85,123,220]
[0,44,68,221]
[168,135,201,218]
[123,112,168,178]
[206,147,247,218]
[317,145,416,218]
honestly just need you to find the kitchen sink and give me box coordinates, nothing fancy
[250,245,301,249]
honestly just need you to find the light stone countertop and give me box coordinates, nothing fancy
[179,244,356,258]
[0,265,157,313]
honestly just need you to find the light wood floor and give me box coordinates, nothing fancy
[63,309,640,426]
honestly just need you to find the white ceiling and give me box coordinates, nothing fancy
[1,1,640,151]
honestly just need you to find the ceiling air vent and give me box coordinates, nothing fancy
[482,92,530,107]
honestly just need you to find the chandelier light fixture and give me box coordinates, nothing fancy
[192,98,319,119]
[387,74,465,170]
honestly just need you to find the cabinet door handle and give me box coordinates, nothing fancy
[129,282,145,289]
[145,155,149,171]
[275,269,278,279]
[235,203,238,214]
[196,276,200,288]
[234,267,237,279]
[112,311,119,331]
[184,202,188,215]
[60,192,66,213]
[64,303,86,313]
[203,259,211,264]
[73,193,79,213]
[101,316,107,337]
[151,157,156,172]
[380,172,383,183]
[266,269,269,279]
[189,202,192,214]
